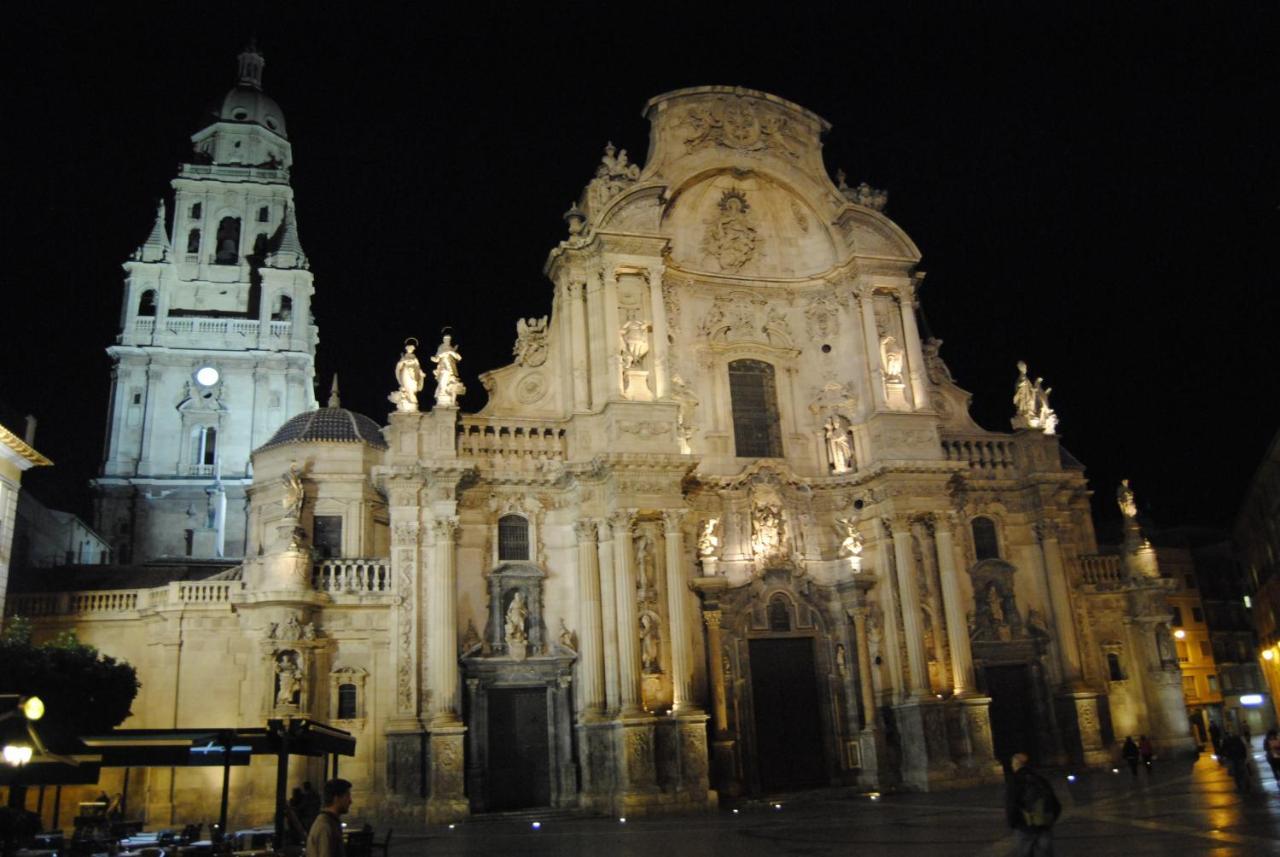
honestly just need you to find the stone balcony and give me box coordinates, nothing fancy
[456,416,568,470]
[125,317,292,349]
[940,431,1019,474]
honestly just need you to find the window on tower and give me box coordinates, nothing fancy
[728,359,783,458]
[972,517,1000,560]
[191,426,217,471]
[273,295,293,321]
[191,202,202,219]
[314,515,343,559]
[137,290,157,317]
[258,205,270,223]
[187,229,201,254]
[498,515,530,562]
[215,217,241,264]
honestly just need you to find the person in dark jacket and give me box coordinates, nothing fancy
[306,779,352,857]
[1006,753,1061,857]
[1138,735,1154,777]
[1121,736,1140,779]
[1220,731,1251,793]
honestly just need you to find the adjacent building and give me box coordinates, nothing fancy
[5,58,1197,824]
[0,408,52,622]
[1237,430,1280,728]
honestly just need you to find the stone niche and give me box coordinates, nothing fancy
[483,563,546,658]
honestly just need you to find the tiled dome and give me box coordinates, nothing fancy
[258,408,388,452]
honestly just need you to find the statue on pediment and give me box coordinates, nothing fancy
[432,334,466,406]
[389,340,425,412]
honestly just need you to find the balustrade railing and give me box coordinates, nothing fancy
[128,317,292,345]
[4,578,244,618]
[313,559,393,593]
[941,434,1017,472]
[1079,555,1125,586]
[457,418,568,464]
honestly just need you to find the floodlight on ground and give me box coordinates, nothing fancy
[531,822,541,830]
[1264,649,1275,661]
[3,744,33,766]
[1066,774,1076,782]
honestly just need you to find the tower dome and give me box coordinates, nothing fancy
[216,44,287,138]
[258,407,388,452]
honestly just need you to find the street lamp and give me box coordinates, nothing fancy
[2,744,32,766]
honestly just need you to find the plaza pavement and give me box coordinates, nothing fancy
[374,747,1280,856]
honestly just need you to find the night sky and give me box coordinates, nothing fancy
[2,5,1275,538]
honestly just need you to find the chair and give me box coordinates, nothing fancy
[371,830,392,857]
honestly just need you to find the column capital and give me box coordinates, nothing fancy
[609,508,636,536]
[702,609,723,630]
[1035,519,1063,543]
[431,516,460,543]
[574,519,598,543]
[882,514,912,536]
[662,508,687,533]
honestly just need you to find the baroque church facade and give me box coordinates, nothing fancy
[9,55,1196,824]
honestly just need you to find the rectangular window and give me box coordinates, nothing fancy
[1175,640,1189,663]
[1182,676,1197,698]
[313,515,342,559]
[258,205,270,222]
[1207,675,1219,693]
[191,202,202,219]
[728,360,783,458]
[337,683,358,719]
[1171,606,1184,627]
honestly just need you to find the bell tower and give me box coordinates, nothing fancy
[92,45,318,564]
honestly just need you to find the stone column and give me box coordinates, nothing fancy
[935,514,976,695]
[1037,521,1084,685]
[426,516,467,822]
[646,266,670,399]
[602,270,624,401]
[851,603,877,729]
[917,518,948,692]
[872,518,904,703]
[897,284,930,411]
[702,606,738,796]
[889,518,931,698]
[566,279,591,411]
[857,288,887,411]
[596,520,620,712]
[611,510,644,716]
[575,520,606,718]
[663,509,697,712]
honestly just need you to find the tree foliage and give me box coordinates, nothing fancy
[0,619,140,752]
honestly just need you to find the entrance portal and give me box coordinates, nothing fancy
[749,637,826,792]
[984,664,1038,765]
[485,687,550,810]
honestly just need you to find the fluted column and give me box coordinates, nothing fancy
[428,516,461,725]
[934,514,976,695]
[851,603,877,730]
[611,510,644,715]
[576,520,606,717]
[872,518,903,703]
[1038,521,1084,685]
[703,610,729,733]
[889,517,931,698]
[857,288,887,411]
[596,520,620,712]
[566,279,590,411]
[897,284,930,410]
[663,509,696,712]
[647,266,670,399]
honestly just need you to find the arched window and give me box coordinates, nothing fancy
[258,205,271,223]
[137,290,157,317]
[273,295,293,321]
[186,228,201,254]
[498,514,530,561]
[190,202,202,220]
[1106,652,1124,681]
[972,516,1000,560]
[215,216,241,264]
[728,359,783,458]
[337,683,358,719]
[192,426,216,468]
[767,594,792,632]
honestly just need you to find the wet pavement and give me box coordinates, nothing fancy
[380,748,1280,856]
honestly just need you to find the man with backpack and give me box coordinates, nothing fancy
[1006,752,1062,856]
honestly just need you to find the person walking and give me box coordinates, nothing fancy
[1209,721,1223,759]
[1264,728,1280,784]
[306,779,352,857]
[1138,735,1154,777]
[1006,752,1061,856]
[1121,736,1140,779]
[1221,731,1251,793]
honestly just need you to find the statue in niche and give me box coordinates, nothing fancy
[619,318,652,370]
[504,591,528,645]
[835,643,848,675]
[1026,608,1049,639]
[639,613,661,674]
[824,415,854,473]
[1155,623,1178,667]
[389,340,425,413]
[634,534,657,594]
[702,189,758,272]
[670,374,699,452]
[431,334,466,406]
[751,504,784,557]
[880,335,905,384]
[1117,479,1138,520]
[281,462,304,520]
[513,316,549,367]
[697,518,720,558]
[986,584,1005,626]
[274,651,302,707]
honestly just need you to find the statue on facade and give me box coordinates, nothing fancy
[282,463,305,521]
[639,613,661,674]
[432,334,466,406]
[986,584,1005,626]
[513,316,549,367]
[824,416,854,473]
[835,517,864,561]
[835,643,848,674]
[880,335,905,384]
[274,652,302,707]
[703,189,758,272]
[670,374,699,453]
[634,533,657,594]
[751,503,784,557]
[504,591,528,645]
[1031,376,1058,434]
[389,340,425,412]
[619,318,651,370]
[1117,479,1138,520]
[1012,360,1058,433]
[697,518,720,558]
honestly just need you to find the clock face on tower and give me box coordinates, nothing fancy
[195,366,220,387]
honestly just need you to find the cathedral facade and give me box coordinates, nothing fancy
[8,60,1195,825]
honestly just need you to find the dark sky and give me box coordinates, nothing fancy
[2,4,1276,536]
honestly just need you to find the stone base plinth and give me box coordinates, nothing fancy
[893,698,957,790]
[426,726,469,824]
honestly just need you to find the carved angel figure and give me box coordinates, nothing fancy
[1117,479,1138,519]
[513,316,549,367]
[835,517,864,560]
[390,342,425,412]
[432,335,466,406]
[697,518,720,558]
[281,463,304,520]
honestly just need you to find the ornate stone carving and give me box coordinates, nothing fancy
[680,96,801,159]
[750,502,786,559]
[281,462,305,521]
[513,316,549,367]
[616,420,672,437]
[574,519,597,542]
[586,142,641,213]
[431,335,465,407]
[639,611,662,674]
[669,374,699,453]
[514,372,547,404]
[274,650,302,707]
[396,561,414,710]
[761,308,794,348]
[836,170,888,210]
[697,518,720,558]
[804,291,841,340]
[432,517,460,542]
[1117,479,1138,520]
[504,591,529,647]
[922,338,954,385]
[701,189,759,272]
[558,618,578,652]
[661,279,682,329]
[879,335,905,385]
[824,415,854,474]
[392,521,419,546]
[1011,360,1058,434]
[835,518,864,565]
[389,340,425,412]
[620,318,652,370]
[809,381,858,419]
[790,198,810,232]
